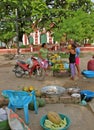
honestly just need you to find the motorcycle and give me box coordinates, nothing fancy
[12,57,45,80]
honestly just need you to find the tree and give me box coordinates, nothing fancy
[0,0,94,47]
[53,9,94,44]
[0,0,49,45]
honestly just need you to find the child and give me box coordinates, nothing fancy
[69,44,76,80]
[75,43,81,77]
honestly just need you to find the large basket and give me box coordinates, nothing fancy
[40,113,71,130]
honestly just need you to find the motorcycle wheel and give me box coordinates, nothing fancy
[14,65,24,78]
[35,68,45,81]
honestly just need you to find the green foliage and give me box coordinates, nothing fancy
[53,9,94,43]
[20,44,29,48]
[59,53,69,58]
[0,0,94,46]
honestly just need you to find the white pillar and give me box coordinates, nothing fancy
[47,32,49,43]
[30,45,33,52]
[22,34,29,45]
[37,30,40,44]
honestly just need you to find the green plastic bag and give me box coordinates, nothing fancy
[0,119,11,130]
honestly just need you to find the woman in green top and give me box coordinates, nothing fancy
[38,43,49,71]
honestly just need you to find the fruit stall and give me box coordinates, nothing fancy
[0,85,82,130]
[49,53,69,77]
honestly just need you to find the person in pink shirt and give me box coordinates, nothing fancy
[75,43,81,78]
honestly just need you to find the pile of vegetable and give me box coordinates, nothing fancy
[22,86,42,97]
[49,54,62,64]
[29,97,46,110]
[22,86,46,110]
[52,63,65,71]
[49,53,69,72]
[22,86,34,92]
[44,111,67,129]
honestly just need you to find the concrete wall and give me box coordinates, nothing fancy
[0,46,94,54]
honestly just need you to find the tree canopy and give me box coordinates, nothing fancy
[0,0,94,46]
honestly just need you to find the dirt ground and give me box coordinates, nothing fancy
[0,52,94,130]
[0,52,94,91]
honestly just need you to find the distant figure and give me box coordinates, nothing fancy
[87,55,94,71]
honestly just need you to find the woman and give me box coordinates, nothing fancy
[69,44,76,80]
[68,42,81,78]
[38,43,49,72]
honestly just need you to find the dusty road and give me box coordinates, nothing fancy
[0,53,94,91]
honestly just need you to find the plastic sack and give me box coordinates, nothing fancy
[6,107,31,130]
[26,58,33,68]
[63,62,69,70]
[0,108,8,121]
[0,108,10,130]
[39,59,48,69]
[0,119,10,130]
